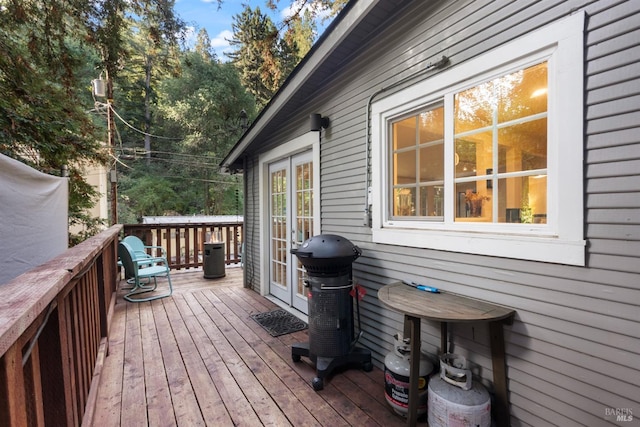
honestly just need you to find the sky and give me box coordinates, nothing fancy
[173,0,305,59]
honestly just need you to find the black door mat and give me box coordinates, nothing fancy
[251,309,307,337]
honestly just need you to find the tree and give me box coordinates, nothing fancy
[0,0,187,242]
[195,28,215,60]
[284,8,316,63]
[228,1,344,108]
[151,50,254,215]
[115,16,182,166]
[228,6,281,107]
[264,0,348,27]
[112,49,254,219]
[0,0,107,243]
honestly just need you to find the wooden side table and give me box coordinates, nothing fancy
[378,282,515,427]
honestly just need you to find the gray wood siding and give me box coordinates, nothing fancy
[243,155,261,293]
[241,0,640,424]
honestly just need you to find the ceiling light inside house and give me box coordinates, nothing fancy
[531,88,547,98]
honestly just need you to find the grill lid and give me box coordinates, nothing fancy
[291,234,361,274]
[294,234,360,259]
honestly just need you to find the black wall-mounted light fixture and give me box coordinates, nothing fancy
[310,113,330,131]
[239,109,248,130]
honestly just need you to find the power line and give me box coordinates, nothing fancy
[114,150,222,170]
[125,156,222,170]
[97,102,183,141]
[151,174,239,185]
[113,146,227,161]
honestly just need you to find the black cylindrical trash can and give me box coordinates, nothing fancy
[203,242,225,278]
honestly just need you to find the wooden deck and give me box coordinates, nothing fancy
[91,267,419,426]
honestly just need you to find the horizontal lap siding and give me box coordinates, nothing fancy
[311,0,640,425]
[244,156,261,292]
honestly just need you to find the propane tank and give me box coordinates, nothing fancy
[384,334,434,417]
[427,354,491,427]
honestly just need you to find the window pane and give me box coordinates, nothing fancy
[395,150,416,184]
[454,81,494,133]
[420,185,444,216]
[455,184,492,220]
[393,117,416,150]
[419,109,444,142]
[394,187,415,216]
[498,118,547,173]
[455,132,492,179]
[420,144,444,181]
[497,62,547,122]
[498,176,547,223]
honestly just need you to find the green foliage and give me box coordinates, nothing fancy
[0,0,187,243]
[0,0,106,245]
[120,175,179,217]
[157,51,255,156]
[1,0,344,244]
[118,50,254,216]
[228,6,282,107]
[228,1,345,108]
[284,9,316,63]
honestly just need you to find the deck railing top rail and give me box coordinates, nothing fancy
[0,225,121,427]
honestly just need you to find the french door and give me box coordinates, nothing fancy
[268,151,314,313]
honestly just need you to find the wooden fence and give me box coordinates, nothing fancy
[123,222,243,270]
[0,225,121,427]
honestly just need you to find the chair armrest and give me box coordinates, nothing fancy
[132,250,152,259]
[143,245,167,257]
[132,256,167,267]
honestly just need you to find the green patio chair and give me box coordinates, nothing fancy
[119,235,166,284]
[118,241,173,302]
[122,235,166,265]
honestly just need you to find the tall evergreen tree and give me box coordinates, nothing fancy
[228,6,281,107]
[115,16,182,166]
[195,28,215,60]
[228,1,340,108]
[0,0,106,243]
[285,8,316,62]
[0,0,186,242]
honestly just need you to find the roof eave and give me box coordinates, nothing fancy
[220,0,382,171]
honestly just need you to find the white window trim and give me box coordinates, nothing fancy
[371,12,585,265]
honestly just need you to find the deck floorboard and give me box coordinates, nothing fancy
[92,268,422,426]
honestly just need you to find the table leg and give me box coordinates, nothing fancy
[405,315,421,427]
[489,321,510,427]
[440,322,448,354]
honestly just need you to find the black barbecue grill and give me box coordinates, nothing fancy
[291,234,372,391]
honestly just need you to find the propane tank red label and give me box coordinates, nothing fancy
[384,367,427,410]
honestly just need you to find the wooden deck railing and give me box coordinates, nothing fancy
[123,222,243,270]
[0,225,121,427]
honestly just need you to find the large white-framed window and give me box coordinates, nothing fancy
[371,12,585,265]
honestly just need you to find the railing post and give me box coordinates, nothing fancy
[0,344,28,426]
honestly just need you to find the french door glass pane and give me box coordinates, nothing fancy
[271,169,287,286]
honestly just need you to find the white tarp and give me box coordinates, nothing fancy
[0,154,68,285]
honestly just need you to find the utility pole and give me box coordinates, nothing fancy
[106,71,118,225]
